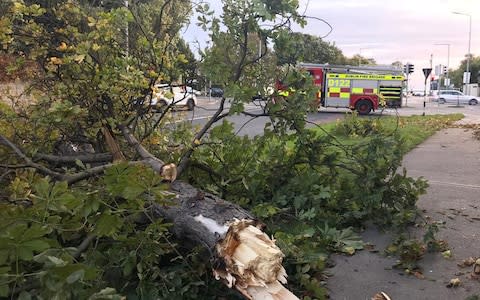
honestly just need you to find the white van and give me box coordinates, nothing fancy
[151,84,197,110]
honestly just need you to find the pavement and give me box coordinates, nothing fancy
[326,125,480,300]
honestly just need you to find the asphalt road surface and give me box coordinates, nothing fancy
[167,96,480,136]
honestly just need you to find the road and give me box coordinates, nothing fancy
[172,97,346,136]
[168,96,480,136]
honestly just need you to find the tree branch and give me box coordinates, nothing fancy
[0,134,66,180]
[118,124,173,177]
[176,97,227,176]
[73,234,96,260]
[34,153,113,164]
[65,161,141,185]
[1,134,144,185]
[233,21,250,82]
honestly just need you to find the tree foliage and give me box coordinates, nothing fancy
[274,32,344,65]
[449,55,480,87]
[273,32,376,67]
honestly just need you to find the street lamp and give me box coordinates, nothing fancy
[434,43,450,87]
[452,11,472,85]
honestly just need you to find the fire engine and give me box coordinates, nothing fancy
[298,63,405,115]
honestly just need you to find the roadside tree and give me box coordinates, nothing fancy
[449,55,480,87]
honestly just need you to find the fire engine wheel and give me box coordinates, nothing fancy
[355,99,373,115]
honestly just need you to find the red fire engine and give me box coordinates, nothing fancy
[297,63,405,115]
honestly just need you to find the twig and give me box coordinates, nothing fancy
[73,234,97,260]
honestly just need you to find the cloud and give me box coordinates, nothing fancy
[183,0,480,89]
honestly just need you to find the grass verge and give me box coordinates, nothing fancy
[311,113,464,153]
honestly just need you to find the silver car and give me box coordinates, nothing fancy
[434,90,479,105]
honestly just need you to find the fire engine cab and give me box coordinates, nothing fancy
[299,63,405,115]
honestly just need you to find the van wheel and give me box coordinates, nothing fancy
[187,99,195,110]
[155,100,168,112]
[355,99,373,115]
[469,99,478,105]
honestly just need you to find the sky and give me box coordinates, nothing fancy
[183,0,480,90]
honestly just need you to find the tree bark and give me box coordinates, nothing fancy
[152,181,298,300]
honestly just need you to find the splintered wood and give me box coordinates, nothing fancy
[215,219,298,300]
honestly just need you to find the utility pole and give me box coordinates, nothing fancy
[453,12,472,88]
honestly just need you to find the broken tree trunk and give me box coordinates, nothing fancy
[119,125,297,299]
[152,181,298,300]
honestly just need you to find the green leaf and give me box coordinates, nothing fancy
[17,246,34,261]
[302,227,315,238]
[121,184,144,200]
[0,283,8,298]
[22,239,50,252]
[88,287,124,300]
[66,269,85,284]
[0,266,11,274]
[18,291,32,300]
[0,250,9,265]
[94,213,122,237]
[47,256,67,267]
[21,224,50,240]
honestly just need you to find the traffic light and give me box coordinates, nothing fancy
[404,63,414,74]
[442,65,447,75]
[408,64,414,74]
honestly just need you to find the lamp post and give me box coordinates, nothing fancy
[434,43,450,87]
[452,12,472,86]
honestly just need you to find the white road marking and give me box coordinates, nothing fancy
[172,107,263,123]
[427,180,480,190]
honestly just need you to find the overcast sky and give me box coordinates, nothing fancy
[184,0,480,89]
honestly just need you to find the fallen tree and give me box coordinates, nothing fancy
[0,127,298,299]
[119,125,298,298]
[0,0,309,298]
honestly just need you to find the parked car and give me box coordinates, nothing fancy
[209,87,224,98]
[151,84,197,110]
[412,90,425,97]
[252,86,275,102]
[252,93,265,101]
[432,90,479,105]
